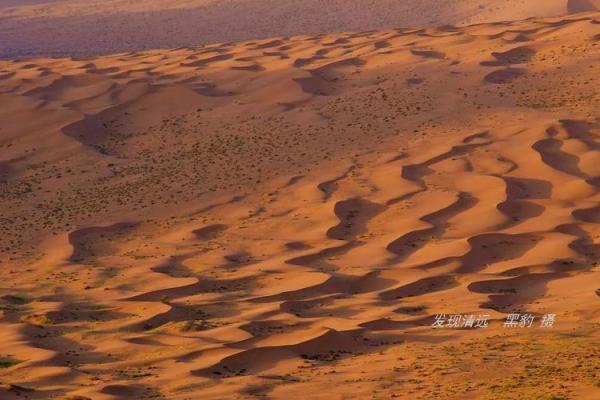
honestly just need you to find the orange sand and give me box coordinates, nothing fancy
[0,6,600,400]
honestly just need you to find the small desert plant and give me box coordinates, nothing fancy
[0,358,20,369]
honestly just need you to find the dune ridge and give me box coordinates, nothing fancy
[0,10,600,400]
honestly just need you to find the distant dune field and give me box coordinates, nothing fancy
[1,0,599,57]
[1,6,600,398]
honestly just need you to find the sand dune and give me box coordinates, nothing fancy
[0,8,600,400]
[1,0,599,57]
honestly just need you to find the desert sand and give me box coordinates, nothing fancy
[1,0,600,57]
[1,2,600,400]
